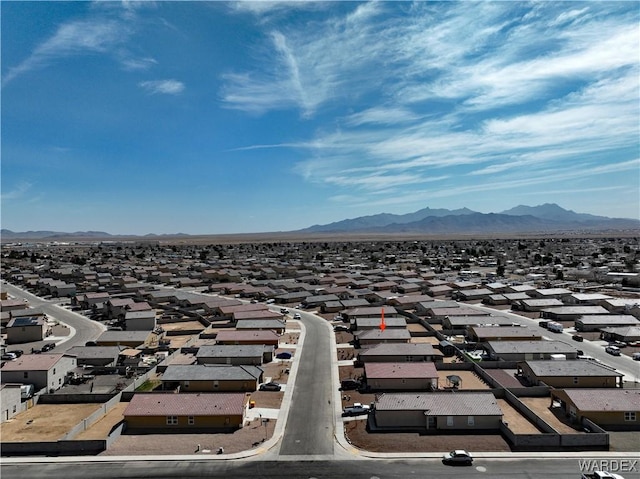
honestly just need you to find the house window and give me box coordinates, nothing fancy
[166,416,178,425]
[446,416,454,427]
[573,377,579,385]
[184,381,190,389]
[53,368,56,374]
[468,416,475,426]
[188,416,195,425]
[625,412,636,421]
[13,405,17,413]
[213,380,219,389]
[23,372,28,379]
[225,417,230,425]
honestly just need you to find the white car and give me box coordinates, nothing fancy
[293,313,301,320]
[442,450,473,465]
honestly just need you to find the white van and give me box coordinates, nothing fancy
[547,322,563,333]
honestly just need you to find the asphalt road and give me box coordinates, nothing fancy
[277,310,335,456]
[3,457,639,479]
[2,282,105,349]
[468,303,640,382]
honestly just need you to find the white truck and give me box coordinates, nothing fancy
[581,472,626,479]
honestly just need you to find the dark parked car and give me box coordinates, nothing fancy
[41,343,56,352]
[276,351,292,359]
[340,378,362,391]
[442,450,473,465]
[259,382,281,391]
[572,334,584,342]
[333,325,350,332]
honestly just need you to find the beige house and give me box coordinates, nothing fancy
[373,392,503,431]
[364,362,439,391]
[550,389,639,430]
[124,392,248,433]
[517,360,624,388]
[160,364,263,392]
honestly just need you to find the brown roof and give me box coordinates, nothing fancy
[365,362,438,379]
[124,393,246,417]
[215,330,279,342]
[559,389,640,412]
[1,353,73,371]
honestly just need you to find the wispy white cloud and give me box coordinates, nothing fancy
[1,182,33,200]
[139,79,184,95]
[2,18,130,87]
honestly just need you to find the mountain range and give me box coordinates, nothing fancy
[298,203,640,234]
[2,204,639,240]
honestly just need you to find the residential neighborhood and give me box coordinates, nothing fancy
[1,236,639,459]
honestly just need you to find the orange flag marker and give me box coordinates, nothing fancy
[380,307,386,331]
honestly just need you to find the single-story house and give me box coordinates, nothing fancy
[161,364,263,392]
[468,326,542,343]
[214,330,279,346]
[514,298,564,312]
[352,316,407,331]
[357,343,443,363]
[0,353,77,392]
[563,293,613,306]
[373,392,503,431]
[353,329,412,348]
[124,392,248,433]
[442,315,513,330]
[485,340,579,361]
[530,288,573,300]
[95,330,152,348]
[342,306,399,321]
[599,326,640,343]
[65,346,122,367]
[540,306,610,321]
[550,389,639,430]
[517,360,624,388]
[575,315,639,332]
[428,307,489,321]
[414,301,459,316]
[235,319,286,334]
[452,288,494,301]
[196,345,274,365]
[364,362,439,391]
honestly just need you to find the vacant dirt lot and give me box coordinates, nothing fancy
[101,417,278,456]
[2,404,102,441]
[343,419,511,453]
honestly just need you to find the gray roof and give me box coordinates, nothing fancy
[560,389,640,412]
[162,364,263,381]
[541,306,610,315]
[359,342,438,357]
[65,346,122,360]
[445,315,512,326]
[487,340,577,354]
[355,317,407,327]
[576,315,639,325]
[196,345,270,358]
[97,330,150,342]
[356,329,412,340]
[522,360,623,377]
[376,392,502,416]
[235,319,286,329]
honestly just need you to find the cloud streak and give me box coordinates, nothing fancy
[138,79,185,95]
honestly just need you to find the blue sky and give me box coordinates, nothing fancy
[2,1,639,235]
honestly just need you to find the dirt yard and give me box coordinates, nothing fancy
[343,419,511,453]
[2,404,103,441]
[101,417,278,456]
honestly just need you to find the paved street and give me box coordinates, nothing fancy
[2,282,105,349]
